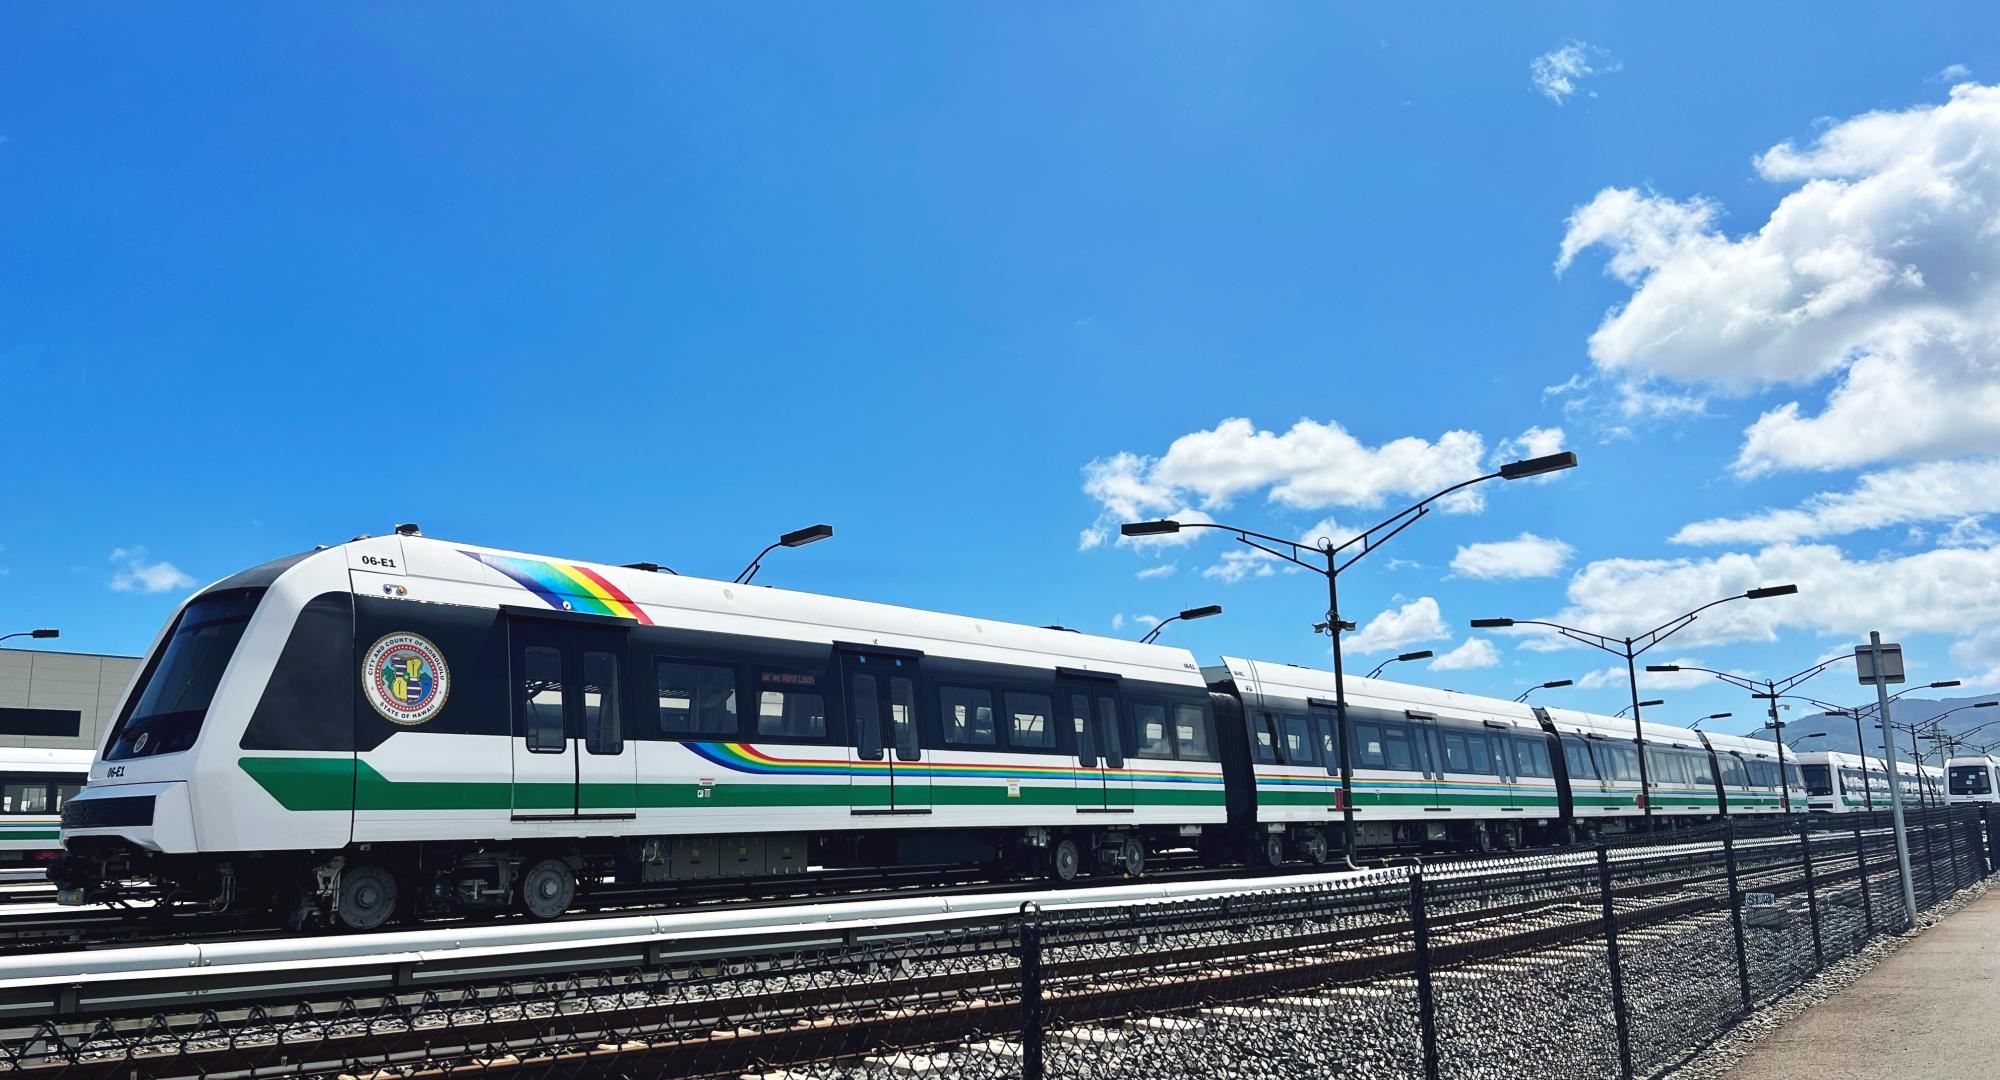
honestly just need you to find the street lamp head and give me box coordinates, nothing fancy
[1543,679,1574,689]
[30,629,58,639]
[779,524,834,548]
[1709,712,1734,720]
[1930,680,1963,689]
[1396,650,1435,663]
[1498,451,1579,480]
[1120,520,1182,537]
[1744,584,1799,600]
[1641,698,1665,708]
[1645,664,1681,673]
[1178,604,1223,622]
[1976,701,1999,709]
[1469,618,1514,629]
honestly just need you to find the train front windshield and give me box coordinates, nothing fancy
[1950,766,1993,796]
[103,589,265,761]
[1801,764,1833,797]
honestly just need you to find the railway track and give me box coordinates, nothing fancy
[2,820,1941,1079]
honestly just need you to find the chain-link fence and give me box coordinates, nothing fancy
[7,805,1994,1080]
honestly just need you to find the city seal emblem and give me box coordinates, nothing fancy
[363,632,450,726]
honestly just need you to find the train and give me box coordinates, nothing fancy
[1794,750,1944,813]
[1946,754,2000,804]
[0,748,91,865]
[57,532,1813,930]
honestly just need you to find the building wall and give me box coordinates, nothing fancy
[0,650,141,752]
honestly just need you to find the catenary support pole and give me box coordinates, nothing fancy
[1410,868,1441,1080]
[1598,846,1635,1080]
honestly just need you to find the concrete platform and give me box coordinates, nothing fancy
[1723,890,1999,1080]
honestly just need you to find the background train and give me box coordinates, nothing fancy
[57,533,1816,929]
[1795,750,1944,813]
[0,748,89,866]
[1947,754,2000,804]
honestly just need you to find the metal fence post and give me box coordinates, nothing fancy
[1019,902,1043,1080]
[1597,845,1634,1080]
[1799,819,1824,970]
[1986,807,1999,876]
[1853,815,1875,938]
[1919,807,1940,907]
[1723,822,1753,1015]
[1943,806,1963,891]
[1410,867,1441,1080]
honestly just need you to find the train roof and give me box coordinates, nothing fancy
[0,747,92,773]
[1212,657,1546,731]
[276,534,1209,688]
[1792,749,1940,776]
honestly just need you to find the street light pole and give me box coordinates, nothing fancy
[0,629,59,646]
[1475,583,1799,831]
[733,524,834,585]
[1646,656,1848,813]
[1137,604,1222,645]
[1513,679,1575,704]
[1124,450,1579,861]
[1364,650,1435,679]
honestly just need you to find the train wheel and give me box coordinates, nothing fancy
[520,859,576,920]
[1118,837,1145,877]
[1302,833,1330,865]
[1261,833,1286,867]
[1049,838,1082,883]
[337,865,399,931]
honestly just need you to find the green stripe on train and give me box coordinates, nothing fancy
[238,758,1224,813]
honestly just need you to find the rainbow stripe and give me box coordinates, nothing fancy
[689,742,1223,785]
[464,552,654,625]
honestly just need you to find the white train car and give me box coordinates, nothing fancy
[1946,754,1999,804]
[1700,731,1798,816]
[1205,661,1569,858]
[1795,750,1939,813]
[0,748,90,864]
[58,533,1227,928]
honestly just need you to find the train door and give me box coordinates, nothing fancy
[843,650,929,814]
[1311,700,1344,811]
[1060,674,1128,812]
[1406,713,1447,811]
[1484,721,1519,811]
[508,617,636,819]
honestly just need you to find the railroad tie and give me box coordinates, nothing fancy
[861,1051,963,1075]
[1201,1005,1282,1019]
[1126,1015,1207,1032]
[1051,1026,1129,1045]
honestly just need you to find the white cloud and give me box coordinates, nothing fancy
[1082,419,1571,575]
[1429,637,1500,671]
[1513,542,2000,653]
[1575,659,1716,692]
[1950,627,2000,688]
[1556,84,2000,476]
[1531,41,1620,105]
[1202,547,1279,583]
[1671,459,2000,546]
[1110,614,1126,631]
[1491,425,1567,464]
[1451,532,1575,580]
[108,548,195,594]
[1135,614,1161,627]
[1348,597,1451,654]
[1135,563,1177,580]
[1934,63,1973,84]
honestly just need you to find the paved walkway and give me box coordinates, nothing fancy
[1723,889,2000,1080]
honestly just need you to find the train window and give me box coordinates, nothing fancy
[940,685,997,747]
[108,588,264,760]
[757,673,827,740]
[582,651,622,755]
[656,661,739,737]
[522,646,566,753]
[1279,713,1317,767]
[1512,736,1553,778]
[1132,701,1173,759]
[1595,743,1637,783]
[1174,702,1215,762]
[1718,755,1747,788]
[1950,766,1992,795]
[1380,723,1418,772]
[1560,738,1594,780]
[1442,730,1494,775]
[1006,692,1055,750]
[1440,731,1469,772]
[1801,764,1833,796]
[1,784,49,814]
[1096,695,1124,767]
[1352,721,1383,768]
[1313,707,1339,769]
[1687,751,1715,787]
[891,678,920,761]
[54,784,81,809]
[1253,712,1280,764]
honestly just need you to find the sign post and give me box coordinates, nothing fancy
[1856,632,1918,927]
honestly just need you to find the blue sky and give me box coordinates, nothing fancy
[5,6,2000,744]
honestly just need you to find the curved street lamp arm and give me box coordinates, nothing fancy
[1138,615,1180,646]
[732,541,784,585]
